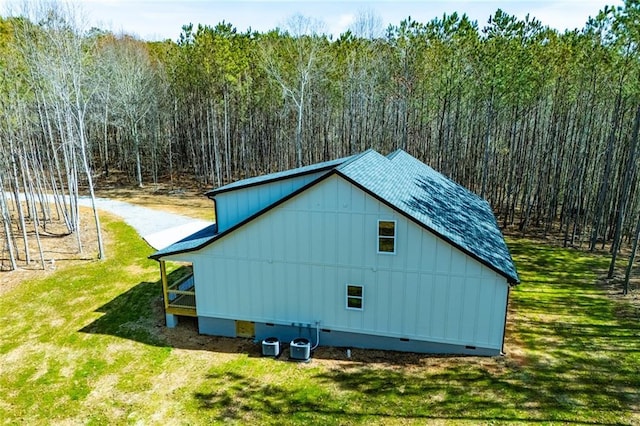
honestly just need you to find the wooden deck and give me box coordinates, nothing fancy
[164,270,197,317]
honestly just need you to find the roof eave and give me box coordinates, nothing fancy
[149,238,215,261]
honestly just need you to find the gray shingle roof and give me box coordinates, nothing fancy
[150,223,217,259]
[337,150,518,283]
[151,149,519,284]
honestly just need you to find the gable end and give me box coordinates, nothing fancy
[335,170,518,284]
[151,169,340,260]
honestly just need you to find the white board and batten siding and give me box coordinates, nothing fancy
[214,170,330,232]
[167,174,509,351]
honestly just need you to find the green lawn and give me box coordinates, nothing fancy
[0,219,638,425]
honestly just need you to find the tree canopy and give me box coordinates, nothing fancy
[2,2,640,285]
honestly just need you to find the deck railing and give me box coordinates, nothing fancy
[166,272,197,316]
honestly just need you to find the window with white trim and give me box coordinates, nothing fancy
[346,284,363,310]
[377,220,396,254]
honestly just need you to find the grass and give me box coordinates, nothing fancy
[1,221,639,424]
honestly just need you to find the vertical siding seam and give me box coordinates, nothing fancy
[459,277,465,342]
[488,281,497,345]
[429,275,436,336]
[473,277,481,343]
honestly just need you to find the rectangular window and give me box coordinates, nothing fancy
[346,284,363,310]
[377,220,396,254]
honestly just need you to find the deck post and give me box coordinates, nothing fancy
[166,313,178,328]
[160,260,169,311]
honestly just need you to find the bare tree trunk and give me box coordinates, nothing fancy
[608,104,640,278]
[134,121,143,188]
[295,98,304,167]
[24,154,45,269]
[481,89,494,200]
[103,84,110,177]
[224,90,232,180]
[624,211,640,295]
[591,88,623,251]
[78,108,106,260]
[0,174,17,271]
[9,144,30,264]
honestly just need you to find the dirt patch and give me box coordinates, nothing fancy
[93,173,214,221]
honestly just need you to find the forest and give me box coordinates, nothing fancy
[1,1,640,289]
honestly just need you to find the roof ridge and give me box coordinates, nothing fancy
[386,149,405,160]
[334,148,376,171]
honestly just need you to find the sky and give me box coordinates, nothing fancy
[2,0,625,41]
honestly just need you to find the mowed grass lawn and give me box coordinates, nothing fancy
[1,215,639,424]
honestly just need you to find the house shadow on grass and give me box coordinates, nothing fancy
[78,272,446,365]
[79,269,637,424]
[79,268,261,357]
[79,268,460,365]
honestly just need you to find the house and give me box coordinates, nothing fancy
[150,149,519,356]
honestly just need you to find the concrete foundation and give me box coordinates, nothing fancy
[196,316,500,356]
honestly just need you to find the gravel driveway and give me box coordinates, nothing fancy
[4,192,212,251]
[76,196,212,250]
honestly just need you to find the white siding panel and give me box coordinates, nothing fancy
[419,232,437,273]
[322,177,337,211]
[186,174,509,350]
[435,239,452,274]
[431,275,448,339]
[460,279,480,343]
[445,276,464,339]
[336,213,351,265]
[262,261,275,318]
[389,270,405,332]
[228,259,240,316]
[403,273,419,336]
[215,170,330,232]
[282,210,295,262]
[415,274,432,336]
[322,213,337,265]
[272,262,286,319]
[307,264,322,320]
[285,264,297,320]
[248,260,261,318]
[236,259,250,317]
[465,255,484,277]
[450,244,470,273]
[297,213,310,263]
[351,185,365,212]
[337,175,351,211]
[405,227,422,271]
[396,219,408,262]
[490,281,508,344]
[350,214,365,265]
[272,215,286,262]
[375,269,391,332]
